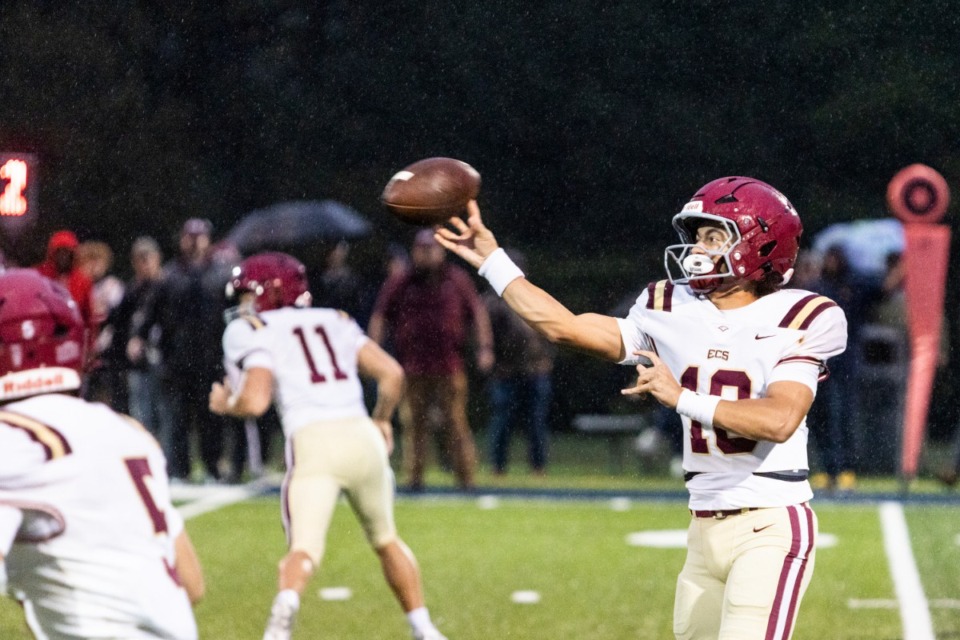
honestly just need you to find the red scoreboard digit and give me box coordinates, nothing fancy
[0,152,39,237]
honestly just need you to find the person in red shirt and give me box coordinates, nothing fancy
[369,229,494,491]
[34,229,95,327]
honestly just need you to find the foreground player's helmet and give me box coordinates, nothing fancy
[0,269,87,402]
[227,252,312,312]
[664,176,803,294]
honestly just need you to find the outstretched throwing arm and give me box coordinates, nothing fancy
[434,201,624,362]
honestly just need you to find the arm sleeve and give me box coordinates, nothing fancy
[0,428,49,485]
[770,305,849,394]
[0,505,23,557]
[616,290,654,366]
[223,319,274,373]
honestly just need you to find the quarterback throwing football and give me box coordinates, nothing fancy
[435,177,847,640]
[209,252,446,640]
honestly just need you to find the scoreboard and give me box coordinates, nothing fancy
[0,152,38,238]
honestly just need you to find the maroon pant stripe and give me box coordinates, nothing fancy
[765,505,815,640]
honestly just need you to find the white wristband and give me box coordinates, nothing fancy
[675,389,721,428]
[478,248,525,296]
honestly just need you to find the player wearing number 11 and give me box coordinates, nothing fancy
[209,252,446,640]
[435,177,847,640]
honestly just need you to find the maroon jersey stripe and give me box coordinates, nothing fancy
[778,294,820,328]
[644,280,674,312]
[644,281,658,309]
[0,411,72,461]
[794,300,837,330]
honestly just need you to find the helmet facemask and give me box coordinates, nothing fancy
[664,212,742,294]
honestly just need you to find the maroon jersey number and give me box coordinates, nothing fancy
[293,325,349,384]
[124,457,168,534]
[682,366,757,455]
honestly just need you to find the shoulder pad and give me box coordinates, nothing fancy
[644,280,675,312]
[241,312,267,331]
[778,294,838,330]
[0,410,72,461]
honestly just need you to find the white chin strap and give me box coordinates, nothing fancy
[682,254,716,275]
[780,267,794,286]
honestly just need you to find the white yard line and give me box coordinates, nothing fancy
[879,501,935,640]
[175,478,276,520]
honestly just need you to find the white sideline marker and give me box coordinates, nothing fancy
[609,497,631,512]
[625,530,838,549]
[879,501,935,640]
[511,590,541,604]
[319,587,352,601]
[477,495,500,510]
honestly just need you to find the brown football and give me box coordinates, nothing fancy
[381,157,481,225]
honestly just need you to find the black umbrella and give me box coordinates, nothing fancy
[226,200,372,254]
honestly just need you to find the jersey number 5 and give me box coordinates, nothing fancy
[681,366,757,454]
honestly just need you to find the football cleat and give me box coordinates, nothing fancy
[262,598,298,640]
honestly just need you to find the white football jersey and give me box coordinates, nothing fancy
[222,307,370,438]
[618,281,848,510]
[0,394,197,640]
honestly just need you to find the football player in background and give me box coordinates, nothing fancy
[435,177,847,640]
[0,269,204,640]
[208,252,446,640]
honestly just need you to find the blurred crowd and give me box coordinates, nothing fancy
[4,221,953,490]
[0,222,557,489]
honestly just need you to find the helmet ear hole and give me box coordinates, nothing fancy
[758,241,777,257]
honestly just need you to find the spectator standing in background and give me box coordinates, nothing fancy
[76,240,125,326]
[33,230,95,328]
[804,245,879,491]
[318,240,368,324]
[483,249,556,476]
[368,229,494,491]
[109,237,173,451]
[76,240,127,408]
[140,218,231,483]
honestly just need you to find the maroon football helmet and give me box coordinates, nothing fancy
[227,252,312,312]
[0,269,87,402]
[664,176,803,294]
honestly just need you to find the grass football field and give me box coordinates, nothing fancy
[3,487,960,639]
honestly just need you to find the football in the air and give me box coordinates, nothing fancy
[381,157,481,225]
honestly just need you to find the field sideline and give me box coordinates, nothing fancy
[2,480,959,639]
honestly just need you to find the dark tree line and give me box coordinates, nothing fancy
[2,1,958,259]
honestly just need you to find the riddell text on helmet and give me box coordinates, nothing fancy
[3,372,68,396]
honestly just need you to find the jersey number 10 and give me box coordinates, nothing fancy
[681,366,757,455]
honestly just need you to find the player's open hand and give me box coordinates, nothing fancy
[208,379,232,416]
[620,350,683,409]
[433,200,500,270]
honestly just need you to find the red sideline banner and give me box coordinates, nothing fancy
[900,225,951,479]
